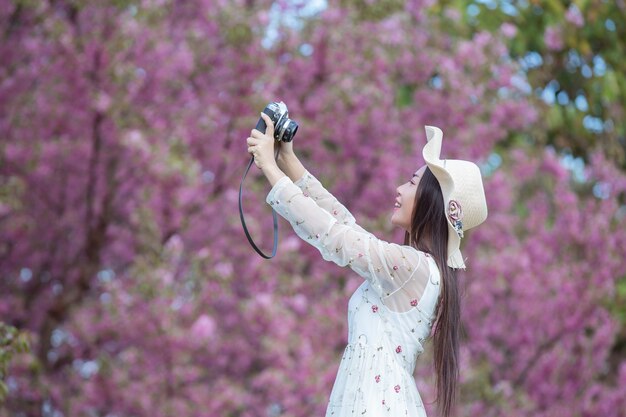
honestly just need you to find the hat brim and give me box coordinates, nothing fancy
[422,126,466,270]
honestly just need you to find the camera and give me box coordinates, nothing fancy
[255,101,298,142]
[240,101,299,258]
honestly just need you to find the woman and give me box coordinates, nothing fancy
[247,112,488,417]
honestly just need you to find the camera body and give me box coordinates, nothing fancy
[255,101,298,143]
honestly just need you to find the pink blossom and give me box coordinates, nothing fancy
[565,5,585,27]
[500,22,517,38]
[544,26,564,50]
[190,314,217,341]
[94,91,112,112]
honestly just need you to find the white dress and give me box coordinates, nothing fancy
[266,169,442,417]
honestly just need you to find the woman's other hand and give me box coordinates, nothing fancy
[247,112,280,171]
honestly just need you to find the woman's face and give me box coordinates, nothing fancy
[391,165,427,232]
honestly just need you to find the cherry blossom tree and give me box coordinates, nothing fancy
[1,1,625,416]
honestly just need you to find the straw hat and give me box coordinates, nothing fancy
[422,126,488,270]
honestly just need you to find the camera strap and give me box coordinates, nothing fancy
[238,150,280,259]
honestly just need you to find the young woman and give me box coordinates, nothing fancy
[246,112,488,417]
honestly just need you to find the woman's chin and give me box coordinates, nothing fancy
[390,213,407,231]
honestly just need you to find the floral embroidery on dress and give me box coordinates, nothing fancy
[375,375,381,383]
[394,384,401,393]
[395,345,402,353]
[410,299,418,307]
[371,305,379,313]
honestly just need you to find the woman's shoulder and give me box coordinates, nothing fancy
[401,245,440,278]
[394,243,432,259]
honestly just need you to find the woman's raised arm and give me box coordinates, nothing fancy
[266,175,435,313]
[278,153,370,235]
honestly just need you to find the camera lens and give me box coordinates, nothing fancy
[281,120,298,142]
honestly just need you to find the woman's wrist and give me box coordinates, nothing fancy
[276,151,296,166]
[277,152,305,182]
[262,164,287,187]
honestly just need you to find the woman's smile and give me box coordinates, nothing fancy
[391,165,427,231]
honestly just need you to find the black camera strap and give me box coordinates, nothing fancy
[238,148,281,259]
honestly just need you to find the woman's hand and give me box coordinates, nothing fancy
[247,112,280,172]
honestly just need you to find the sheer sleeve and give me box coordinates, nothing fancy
[294,169,371,235]
[267,175,435,313]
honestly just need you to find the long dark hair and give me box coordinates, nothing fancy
[403,167,460,417]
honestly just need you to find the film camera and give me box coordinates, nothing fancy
[255,101,299,143]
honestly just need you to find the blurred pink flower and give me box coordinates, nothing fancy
[290,294,308,314]
[94,91,112,112]
[500,22,517,38]
[544,26,564,50]
[565,5,585,27]
[191,314,217,341]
